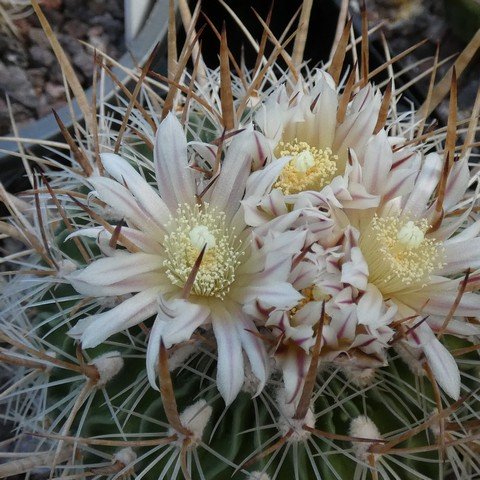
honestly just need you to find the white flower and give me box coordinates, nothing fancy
[67,114,303,405]
[247,71,383,206]
[343,152,480,399]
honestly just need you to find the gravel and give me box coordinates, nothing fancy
[0,0,125,136]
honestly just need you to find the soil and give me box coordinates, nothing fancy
[0,0,125,136]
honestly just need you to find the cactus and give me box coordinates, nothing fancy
[1,2,480,479]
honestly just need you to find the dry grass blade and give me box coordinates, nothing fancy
[328,18,352,85]
[40,172,91,264]
[182,244,206,299]
[360,0,369,86]
[31,432,177,448]
[30,0,92,132]
[114,43,161,153]
[330,0,349,58]
[181,44,202,125]
[178,0,206,83]
[371,389,477,454]
[5,96,34,187]
[52,110,93,177]
[437,269,470,340]
[236,25,298,120]
[0,332,84,374]
[428,152,449,233]
[294,303,325,420]
[201,13,246,87]
[251,8,299,82]
[101,63,157,139]
[424,363,445,461]
[162,25,206,119]
[0,351,47,371]
[220,25,235,130]
[461,84,480,158]
[0,184,53,266]
[416,44,440,137]
[108,222,123,250]
[242,431,293,469]
[168,0,178,79]
[67,195,141,253]
[360,39,428,86]
[373,79,392,134]
[90,52,102,174]
[0,447,72,478]
[158,343,192,436]
[337,67,356,124]
[444,68,458,167]
[150,70,217,118]
[418,29,480,119]
[291,0,314,67]
[252,3,273,80]
[32,174,58,270]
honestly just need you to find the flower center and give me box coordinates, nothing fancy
[163,204,243,298]
[360,216,445,295]
[273,139,338,195]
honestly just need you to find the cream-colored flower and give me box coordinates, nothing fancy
[341,153,480,399]
[67,114,304,405]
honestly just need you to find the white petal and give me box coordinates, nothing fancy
[245,156,291,199]
[416,323,460,400]
[383,168,416,201]
[362,130,392,195]
[440,238,480,275]
[162,300,210,347]
[89,177,163,236]
[341,247,368,291]
[66,226,163,255]
[146,299,210,390]
[100,153,170,225]
[146,313,167,390]
[403,153,442,217]
[235,281,303,309]
[278,348,310,404]
[334,86,381,160]
[154,113,195,210]
[444,219,480,244]
[189,141,218,171]
[70,271,163,296]
[232,304,269,395]
[427,316,480,336]
[210,129,259,221]
[212,312,244,405]
[73,288,160,348]
[357,284,397,329]
[357,284,383,326]
[444,157,469,210]
[404,289,480,317]
[341,182,380,209]
[310,73,338,148]
[68,253,164,289]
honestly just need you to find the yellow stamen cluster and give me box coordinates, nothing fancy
[273,139,338,195]
[163,203,243,298]
[360,216,445,295]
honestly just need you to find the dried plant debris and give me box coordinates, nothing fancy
[1,1,480,479]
